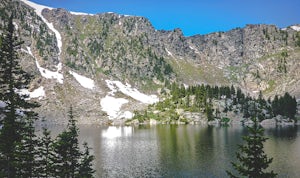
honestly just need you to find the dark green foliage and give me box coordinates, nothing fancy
[227,115,277,178]
[272,93,297,120]
[296,32,300,47]
[78,142,95,177]
[36,126,56,177]
[0,15,39,177]
[15,117,39,177]
[52,106,81,177]
[205,101,214,121]
[133,81,297,123]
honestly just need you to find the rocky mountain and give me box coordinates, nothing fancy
[1,0,299,124]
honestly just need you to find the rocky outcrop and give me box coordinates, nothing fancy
[0,0,299,124]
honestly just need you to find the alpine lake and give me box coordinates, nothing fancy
[45,124,300,177]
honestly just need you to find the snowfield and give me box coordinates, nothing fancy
[105,80,159,104]
[291,25,300,31]
[101,80,159,120]
[35,60,64,84]
[18,86,46,100]
[100,96,129,120]
[70,11,94,16]
[69,71,95,90]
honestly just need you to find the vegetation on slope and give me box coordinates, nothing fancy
[129,83,297,125]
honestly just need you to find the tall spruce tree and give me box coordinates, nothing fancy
[78,142,95,177]
[53,106,81,177]
[37,126,56,178]
[0,15,39,177]
[227,105,277,178]
[15,116,39,177]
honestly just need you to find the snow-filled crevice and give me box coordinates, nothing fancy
[27,47,63,84]
[20,0,62,54]
[69,71,95,90]
[21,0,64,83]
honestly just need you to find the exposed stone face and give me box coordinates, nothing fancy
[1,0,299,124]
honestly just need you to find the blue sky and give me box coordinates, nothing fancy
[30,0,300,36]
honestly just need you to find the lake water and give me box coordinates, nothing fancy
[53,124,300,177]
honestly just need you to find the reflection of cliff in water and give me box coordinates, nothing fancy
[41,125,300,177]
[155,125,245,177]
[263,125,300,175]
[264,125,298,139]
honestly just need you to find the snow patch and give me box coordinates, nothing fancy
[30,52,64,84]
[18,86,46,100]
[119,111,134,119]
[21,48,30,54]
[165,48,174,57]
[105,80,159,104]
[70,11,94,16]
[258,63,264,70]
[189,45,200,54]
[26,47,63,84]
[183,83,189,89]
[291,25,300,31]
[101,80,158,119]
[69,71,95,90]
[13,22,18,30]
[100,96,128,120]
[26,47,34,56]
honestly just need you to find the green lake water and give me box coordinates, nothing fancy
[49,124,300,177]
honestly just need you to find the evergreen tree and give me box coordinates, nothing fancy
[0,15,39,177]
[53,106,81,177]
[37,126,56,178]
[227,114,277,177]
[205,100,214,121]
[230,85,236,99]
[282,93,297,120]
[78,142,95,178]
[15,116,39,177]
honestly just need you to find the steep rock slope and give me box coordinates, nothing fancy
[1,0,299,124]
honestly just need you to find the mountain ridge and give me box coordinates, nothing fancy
[0,0,299,124]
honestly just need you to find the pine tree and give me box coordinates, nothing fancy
[227,109,277,178]
[0,15,39,177]
[78,142,95,178]
[205,99,214,121]
[52,106,81,177]
[37,126,56,178]
[15,116,39,177]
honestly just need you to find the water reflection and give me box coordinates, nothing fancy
[102,126,133,139]
[46,125,300,177]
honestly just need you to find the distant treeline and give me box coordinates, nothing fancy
[169,83,297,121]
[133,82,297,123]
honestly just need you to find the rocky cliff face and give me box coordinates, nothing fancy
[1,0,299,124]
